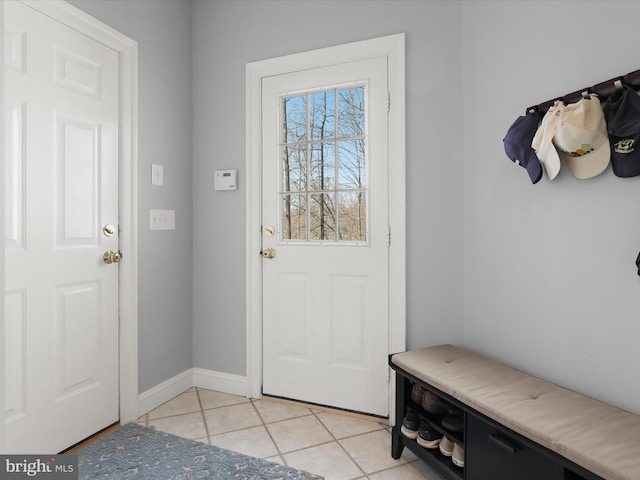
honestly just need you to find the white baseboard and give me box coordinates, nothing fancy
[137,369,194,416]
[137,368,248,416]
[192,368,247,397]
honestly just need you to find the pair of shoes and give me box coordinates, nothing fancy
[410,382,424,405]
[401,410,419,439]
[440,437,464,468]
[416,421,442,449]
[441,408,463,432]
[422,390,447,416]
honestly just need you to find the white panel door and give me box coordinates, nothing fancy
[4,1,119,453]
[261,57,390,417]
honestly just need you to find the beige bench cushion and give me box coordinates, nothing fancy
[391,345,640,480]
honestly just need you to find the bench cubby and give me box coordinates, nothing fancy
[391,374,467,480]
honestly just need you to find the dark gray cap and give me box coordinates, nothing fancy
[603,85,640,178]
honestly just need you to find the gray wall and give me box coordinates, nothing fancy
[65,0,195,392]
[191,0,464,375]
[462,1,640,415]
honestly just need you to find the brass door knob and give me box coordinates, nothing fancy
[262,248,276,259]
[103,250,122,264]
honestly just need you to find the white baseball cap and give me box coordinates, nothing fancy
[531,101,563,180]
[553,94,610,179]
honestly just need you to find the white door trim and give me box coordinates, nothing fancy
[17,0,139,424]
[245,34,405,422]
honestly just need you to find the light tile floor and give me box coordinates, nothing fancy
[136,388,445,480]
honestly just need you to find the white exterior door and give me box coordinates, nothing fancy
[4,1,120,453]
[261,57,390,417]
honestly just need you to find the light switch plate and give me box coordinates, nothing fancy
[150,209,175,230]
[151,164,164,186]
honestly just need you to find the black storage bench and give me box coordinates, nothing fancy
[389,345,640,480]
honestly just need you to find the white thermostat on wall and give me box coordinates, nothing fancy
[214,169,237,191]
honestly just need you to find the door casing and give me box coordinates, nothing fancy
[245,33,405,423]
[11,0,140,426]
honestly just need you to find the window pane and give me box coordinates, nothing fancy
[310,192,335,241]
[338,191,366,241]
[338,87,365,139]
[284,96,307,143]
[337,139,366,189]
[282,145,306,192]
[282,194,307,240]
[310,143,335,191]
[310,91,335,140]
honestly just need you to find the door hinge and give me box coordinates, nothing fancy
[387,92,391,113]
[387,226,391,246]
[387,366,391,382]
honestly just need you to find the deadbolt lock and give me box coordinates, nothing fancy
[103,224,116,237]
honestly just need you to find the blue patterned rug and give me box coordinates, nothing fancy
[77,423,323,479]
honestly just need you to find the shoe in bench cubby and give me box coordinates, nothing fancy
[441,407,464,433]
[422,389,448,417]
[417,420,443,449]
[400,409,419,440]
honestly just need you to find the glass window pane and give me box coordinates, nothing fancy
[282,145,306,192]
[310,91,335,140]
[338,191,366,241]
[282,194,307,240]
[284,95,307,143]
[310,143,335,191]
[338,87,365,139]
[310,192,335,241]
[337,139,366,189]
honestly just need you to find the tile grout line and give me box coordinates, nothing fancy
[278,439,339,459]
[149,390,259,441]
[249,398,289,465]
[139,413,149,427]
[323,414,424,479]
[195,388,213,444]
[251,401,348,463]
[199,394,263,444]
[312,410,369,480]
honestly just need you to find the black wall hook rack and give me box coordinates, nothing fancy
[526,69,640,115]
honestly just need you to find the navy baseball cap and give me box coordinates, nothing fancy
[603,85,640,178]
[503,112,543,184]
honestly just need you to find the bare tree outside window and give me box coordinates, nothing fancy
[280,85,367,242]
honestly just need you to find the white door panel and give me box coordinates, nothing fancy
[4,100,25,251]
[4,290,25,422]
[4,0,119,453]
[262,57,389,416]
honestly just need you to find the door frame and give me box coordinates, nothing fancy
[14,0,140,424]
[245,34,405,421]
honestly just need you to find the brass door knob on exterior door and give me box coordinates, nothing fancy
[103,250,122,264]
[262,248,276,259]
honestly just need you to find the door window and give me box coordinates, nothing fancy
[280,85,367,243]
